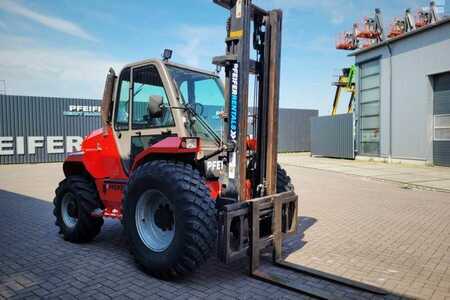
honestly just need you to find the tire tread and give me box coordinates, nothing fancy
[123,160,217,278]
[53,175,103,243]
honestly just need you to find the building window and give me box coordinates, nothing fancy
[359,60,380,155]
[434,115,450,141]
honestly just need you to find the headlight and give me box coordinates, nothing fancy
[181,137,199,149]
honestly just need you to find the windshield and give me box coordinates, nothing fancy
[167,65,224,144]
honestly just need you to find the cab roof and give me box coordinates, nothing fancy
[121,58,219,77]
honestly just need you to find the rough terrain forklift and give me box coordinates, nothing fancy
[54,1,387,298]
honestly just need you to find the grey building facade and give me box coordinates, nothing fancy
[352,18,450,166]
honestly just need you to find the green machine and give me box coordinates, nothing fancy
[331,65,356,116]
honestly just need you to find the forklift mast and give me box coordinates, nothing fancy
[210,2,390,298]
[212,0,282,202]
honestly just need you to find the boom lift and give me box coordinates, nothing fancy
[416,1,440,28]
[388,9,416,38]
[336,9,384,50]
[357,9,385,45]
[338,2,442,52]
[54,0,388,298]
[331,66,356,116]
[336,24,359,50]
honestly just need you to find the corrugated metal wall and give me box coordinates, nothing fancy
[278,109,318,152]
[248,107,318,152]
[1,95,317,164]
[0,95,101,164]
[310,113,354,159]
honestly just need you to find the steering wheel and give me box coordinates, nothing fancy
[194,103,205,117]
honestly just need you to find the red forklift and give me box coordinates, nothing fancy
[54,1,388,298]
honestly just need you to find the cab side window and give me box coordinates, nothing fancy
[114,68,131,130]
[132,65,174,129]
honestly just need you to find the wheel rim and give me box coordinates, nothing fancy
[61,193,78,228]
[135,189,175,252]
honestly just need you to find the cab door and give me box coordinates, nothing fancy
[129,64,178,164]
[112,66,133,172]
[112,64,178,173]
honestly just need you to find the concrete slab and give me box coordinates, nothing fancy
[419,171,450,179]
[373,173,445,183]
[0,163,63,201]
[338,168,403,177]
[416,179,450,191]
[279,153,450,193]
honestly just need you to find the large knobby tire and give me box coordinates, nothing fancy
[277,164,296,232]
[53,176,104,243]
[260,164,294,236]
[277,164,294,193]
[123,160,217,279]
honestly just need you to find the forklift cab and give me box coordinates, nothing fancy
[102,59,225,172]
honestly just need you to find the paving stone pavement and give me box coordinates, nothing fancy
[283,164,450,300]
[0,188,403,300]
[1,161,450,299]
[0,189,311,300]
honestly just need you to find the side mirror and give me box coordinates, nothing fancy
[148,95,163,118]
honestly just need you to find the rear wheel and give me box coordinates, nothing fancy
[53,176,104,243]
[123,160,217,279]
[277,164,294,192]
[277,164,296,232]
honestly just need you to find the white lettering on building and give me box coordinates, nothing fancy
[0,137,14,155]
[27,136,44,154]
[64,105,101,116]
[16,136,24,155]
[68,105,101,113]
[66,136,83,153]
[47,136,65,154]
[0,136,83,155]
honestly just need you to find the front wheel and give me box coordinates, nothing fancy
[260,164,295,236]
[123,160,217,279]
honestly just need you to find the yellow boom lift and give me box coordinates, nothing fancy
[331,65,356,116]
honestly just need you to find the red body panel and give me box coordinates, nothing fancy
[131,136,199,171]
[206,180,220,200]
[63,126,219,219]
[81,127,128,179]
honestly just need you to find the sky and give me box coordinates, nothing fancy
[0,0,447,115]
